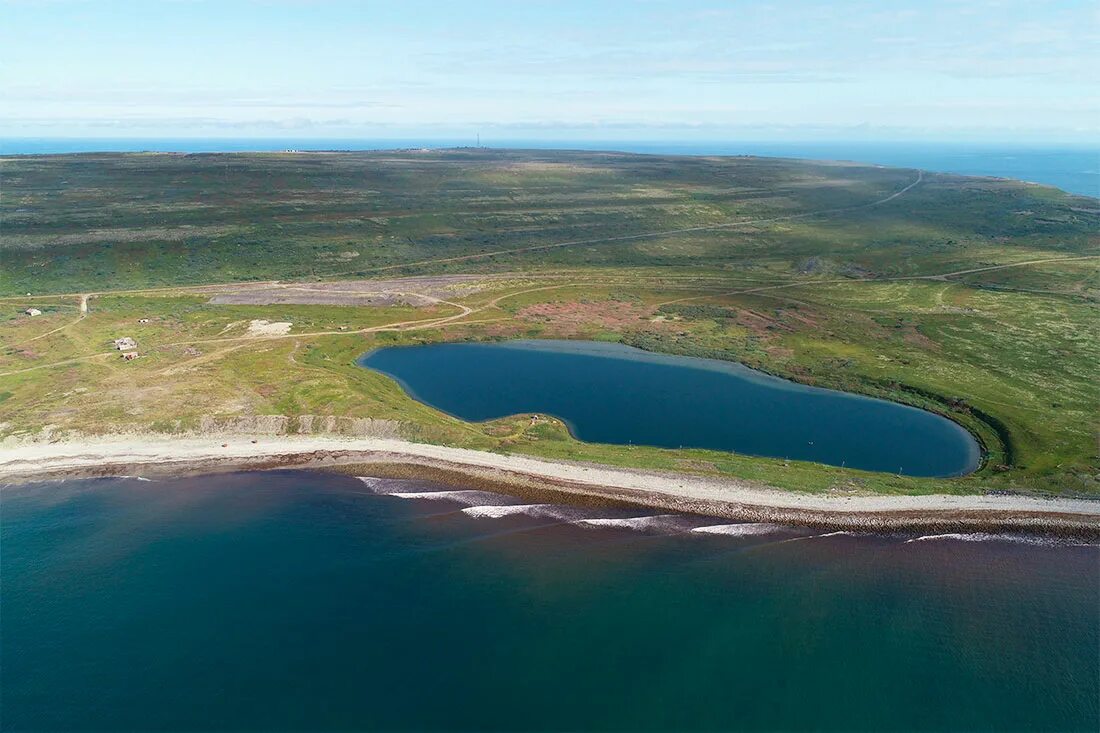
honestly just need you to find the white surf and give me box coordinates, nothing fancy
[691,522,787,536]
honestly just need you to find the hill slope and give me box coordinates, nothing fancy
[2,150,1097,496]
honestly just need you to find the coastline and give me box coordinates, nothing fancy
[359,339,986,478]
[2,435,1097,538]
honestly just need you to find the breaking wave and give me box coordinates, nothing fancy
[574,515,696,533]
[691,522,786,537]
[763,530,857,546]
[460,504,589,521]
[356,479,515,506]
[355,478,1095,547]
[388,490,511,506]
[904,533,1093,547]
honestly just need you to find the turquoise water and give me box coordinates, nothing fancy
[3,139,1096,197]
[2,472,1096,731]
[360,340,980,477]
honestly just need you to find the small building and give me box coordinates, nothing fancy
[24,308,42,316]
[113,337,137,351]
[138,318,150,324]
[121,352,139,361]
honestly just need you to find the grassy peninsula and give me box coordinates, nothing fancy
[2,149,1097,498]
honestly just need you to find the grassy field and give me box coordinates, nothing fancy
[2,150,1097,497]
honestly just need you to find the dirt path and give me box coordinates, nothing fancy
[1,281,580,376]
[323,172,927,277]
[483,283,577,309]
[6,293,90,348]
[656,254,1100,307]
[3,253,1097,378]
[157,342,252,377]
[0,352,113,376]
[919,256,1100,280]
[0,172,925,305]
[0,296,479,377]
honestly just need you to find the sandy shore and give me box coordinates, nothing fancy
[2,435,1097,537]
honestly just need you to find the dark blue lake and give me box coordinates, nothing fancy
[359,340,981,477]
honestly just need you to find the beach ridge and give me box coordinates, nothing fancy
[3,436,1097,537]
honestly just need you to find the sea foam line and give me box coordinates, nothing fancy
[356,479,515,507]
[463,504,554,519]
[903,532,1092,547]
[574,515,695,533]
[691,522,786,537]
[761,530,856,547]
[388,490,510,506]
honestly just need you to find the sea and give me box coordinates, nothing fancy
[2,471,1097,731]
[3,138,1098,198]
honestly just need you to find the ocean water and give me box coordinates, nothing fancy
[360,340,980,477]
[2,471,1096,732]
[3,138,1096,198]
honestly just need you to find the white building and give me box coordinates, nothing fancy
[24,308,42,316]
[113,337,137,351]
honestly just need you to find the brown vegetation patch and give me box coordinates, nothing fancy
[736,309,792,336]
[517,300,661,333]
[779,308,822,329]
[904,329,941,350]
[208,274,501,307]
[6,224,239,249]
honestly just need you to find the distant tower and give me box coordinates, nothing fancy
[477,132,480,147]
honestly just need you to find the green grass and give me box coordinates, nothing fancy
[2,150,1097,497]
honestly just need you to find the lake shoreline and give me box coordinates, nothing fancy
[2,436,1097,539]
[360,340,983,478]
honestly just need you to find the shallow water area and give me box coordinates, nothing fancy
[360,339,981,476]
[3,470,1097,732]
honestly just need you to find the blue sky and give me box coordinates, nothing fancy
[2,0,1097,141]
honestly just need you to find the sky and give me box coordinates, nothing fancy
[2,0,1098,142]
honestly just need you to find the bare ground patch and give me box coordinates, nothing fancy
[208,274,509,307]
[517,300,664,333]
[247,320,292,336]
[5,224,240,249]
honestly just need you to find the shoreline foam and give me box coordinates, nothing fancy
[1,435,1097,538]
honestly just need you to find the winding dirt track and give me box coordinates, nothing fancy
[4,254,1098,378]
[322,171,927,276]
[3,167,1097,376]
[656,255,1100,307]
[1,171,925,307]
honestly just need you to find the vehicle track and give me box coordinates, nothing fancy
[326,172,927,277]
[3,256,1095,378]
[656,255,1100,307]
[0,171,924,305]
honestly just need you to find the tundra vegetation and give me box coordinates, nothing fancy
[1,149,1097,497]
